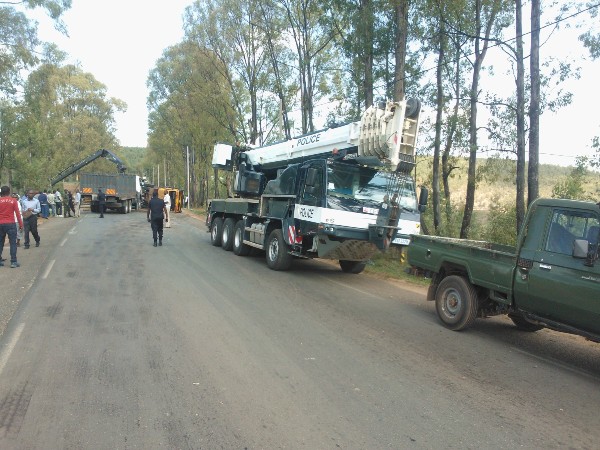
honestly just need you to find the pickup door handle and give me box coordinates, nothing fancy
[539,263,552,270]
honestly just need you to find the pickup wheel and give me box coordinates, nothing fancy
[233,220,251,256]
[221,218,235,251]
[509,314,544,332]
[210,217,223,247]
[266,229,292,271]
[339,260,366,274]
[435,275,479,331]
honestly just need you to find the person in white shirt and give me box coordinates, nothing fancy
[163,191,171,228]
[54,189,63,217]
[47,191,55,217]
[74,188,81,217]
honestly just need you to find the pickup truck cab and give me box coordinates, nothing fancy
[407,198,600,342]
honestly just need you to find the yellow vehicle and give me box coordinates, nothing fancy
[147,187,184,213]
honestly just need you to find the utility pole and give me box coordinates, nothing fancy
[186,145,190,209]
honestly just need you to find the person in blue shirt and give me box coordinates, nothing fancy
[20,189,41,249]
[38,190,48,219]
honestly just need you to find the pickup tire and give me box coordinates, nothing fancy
[210,217,223,247]
[339,260,366,274]
[435,275,479,331]
[509,314,544,332]
[266,229,292,271]
[222,218,235,251]
[233,220,251,256]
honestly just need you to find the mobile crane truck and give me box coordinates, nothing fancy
[207,99,428,272]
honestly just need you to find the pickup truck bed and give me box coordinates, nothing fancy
[409,235,516,304]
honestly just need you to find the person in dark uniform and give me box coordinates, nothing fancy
[98,189,106,218]
[147,191,168,246]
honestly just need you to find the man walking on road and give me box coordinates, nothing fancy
[147,191,168,246]
[98,189,106,218]
[0,186,23,268]
[21,189,41,249]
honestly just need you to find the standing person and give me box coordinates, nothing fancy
[0,186,23,268]
[54,188,63,217]
[98,188,106,218]
[163,190,171,228]
[12,193,23,246]
[47,190,55,217]
[67,190,75,217]
[38,190,49,219]
[147,191,168,246]
[20,189,41,249]
[63,190,71,217]
[74,188,81,217]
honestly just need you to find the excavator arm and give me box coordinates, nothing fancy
[50,149,127,186]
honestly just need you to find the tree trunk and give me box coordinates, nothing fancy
[528,0,540,206]
[460,0,496,239]
[361,0,374,108]
[515,0,526,232]
[432,19,445,233]
[394,0,409,100]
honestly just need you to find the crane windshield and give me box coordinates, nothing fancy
[326,163,417,210]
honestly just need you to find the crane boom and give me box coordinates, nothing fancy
[212,98,420,176]
[50,149,127,186]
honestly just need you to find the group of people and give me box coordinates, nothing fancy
[3,184,177,268]
[0,186,38,268]
[0,186,86,269]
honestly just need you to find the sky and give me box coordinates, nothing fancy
[31,1,600,166]
[32,0,193,148]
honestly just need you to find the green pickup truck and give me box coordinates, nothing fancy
[407,198,600,342]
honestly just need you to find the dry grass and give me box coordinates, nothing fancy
[415,156,600,209]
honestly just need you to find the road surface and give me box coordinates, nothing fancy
[0,210,599,449]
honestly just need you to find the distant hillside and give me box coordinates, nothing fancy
[117,147,147,174]
[415,156,600,210]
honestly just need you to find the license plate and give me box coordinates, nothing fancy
[392,238,410,245]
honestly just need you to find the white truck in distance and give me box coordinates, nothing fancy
[207,98,428,272]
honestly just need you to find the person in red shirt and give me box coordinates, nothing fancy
[0,185,23,268]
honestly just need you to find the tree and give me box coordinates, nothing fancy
[527,0,540,206]
[13,63,124,189]
[147,41,234,206]
[459,0,512,239]
[184,0,270,145]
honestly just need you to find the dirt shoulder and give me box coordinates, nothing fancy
[0,216,74,337]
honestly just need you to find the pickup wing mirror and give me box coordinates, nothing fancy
[418,187,429,213]
[573,239,588,259]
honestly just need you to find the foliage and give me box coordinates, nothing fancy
[551,156,594,201]
[478,196,517,246]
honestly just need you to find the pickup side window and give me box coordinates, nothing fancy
[545,210,600,255]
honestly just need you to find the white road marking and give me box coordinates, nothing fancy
[60,237,67,247]
[0,322,25,376]
[42,259,55,279]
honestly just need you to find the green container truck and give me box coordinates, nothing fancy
[407,198,600,342]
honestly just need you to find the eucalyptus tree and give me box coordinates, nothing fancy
[579,2,599,168]
[275,0,341,134]
[14,63,123,188]
[413,0,471,234]
[451,0,512,239]
[184,0,270,145]
[147,41,234,204]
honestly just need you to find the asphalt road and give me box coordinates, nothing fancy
[0,210,599,449]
